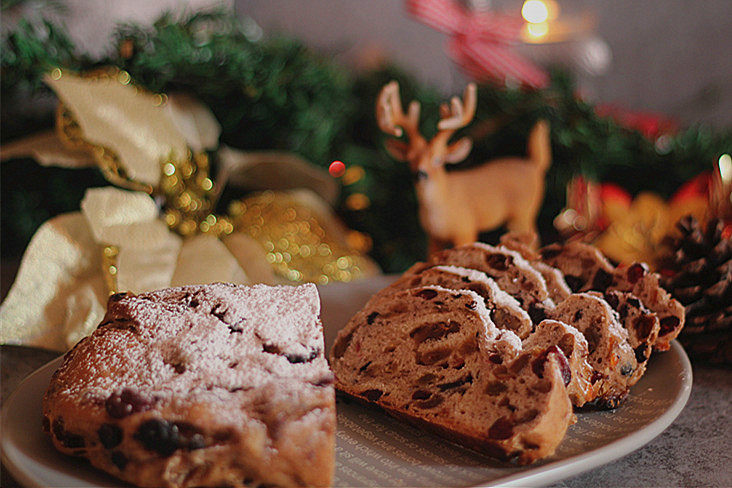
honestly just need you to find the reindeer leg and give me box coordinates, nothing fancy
[453,230,478,248]
[507,215,537,237]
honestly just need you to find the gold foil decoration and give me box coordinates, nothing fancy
[56,102,152,194]
[46,67,198,190]
[229,190,378,284]
[594,191,708,268]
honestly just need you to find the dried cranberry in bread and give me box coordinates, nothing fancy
[418,243,555,323]
[330,286,574,464]
[386,265,533,339]
[610,263,685,351]
[549,293,638,409]
[523,320,594,407]
[540,241,615,293]
[596,290,659,385]
[43,283,335,488]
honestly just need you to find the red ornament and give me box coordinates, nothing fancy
[329,160,346,178]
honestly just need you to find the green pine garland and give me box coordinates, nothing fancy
[2,9,730,272]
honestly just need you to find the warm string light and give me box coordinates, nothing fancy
[719,153,732,184]
[521,0,558,41]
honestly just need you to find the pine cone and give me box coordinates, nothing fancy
[661,216,732,365]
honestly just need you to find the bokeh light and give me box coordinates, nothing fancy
[329,160,346,178]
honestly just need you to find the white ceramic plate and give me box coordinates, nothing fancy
[2,278,693,487]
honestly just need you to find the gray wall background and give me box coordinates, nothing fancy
[237,0,732,128]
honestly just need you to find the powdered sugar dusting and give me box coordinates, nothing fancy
[48,283,332,427]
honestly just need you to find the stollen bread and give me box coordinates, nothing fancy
[539,241,684,351]
[524,319,594,407]
[549,293,638,409]
[595,290,660,385]
[330,286,574,464]
[384,265,533,339]
[43,283,335,488]
[419,243,555,323]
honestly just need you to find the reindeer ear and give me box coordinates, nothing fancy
[385,139,410,161]
[444,137,472,164]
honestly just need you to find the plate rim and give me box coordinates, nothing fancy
[2,342,693,488]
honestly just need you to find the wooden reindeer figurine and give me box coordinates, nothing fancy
[376,80,551,255]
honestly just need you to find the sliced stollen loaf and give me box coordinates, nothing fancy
[610,263,685,351]
[530,262,573,303]
[43,283,335,488]
[549,293,638,409]
[500,233,572,303]
[330,286,574,464]
[540,241,616,293]
[385,265,533,339]
[523,320,594,407]
[595,290,660,385]
[540,241,684,351]
[417,243,555,323]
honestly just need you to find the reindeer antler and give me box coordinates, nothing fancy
[437,83,477,133]
[376,81,423,141]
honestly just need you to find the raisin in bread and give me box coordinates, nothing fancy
[548,293,638,409]
[385,265,533,339]
[43,283,335,488]
[330,286,574,464]
[523,320,594,407]
[417,243,555,323]
[596,290,660,385]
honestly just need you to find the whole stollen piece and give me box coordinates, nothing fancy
[384,264,533,339]
[549,293,638,409]
[330,286,574,464]
[43,283,335,488]
[415,243,555,323]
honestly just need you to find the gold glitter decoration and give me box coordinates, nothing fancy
[159,152,236,238]
[229,191,376,283]
[102,244,120,295]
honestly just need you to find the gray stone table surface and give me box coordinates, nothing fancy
[1,344,730,487]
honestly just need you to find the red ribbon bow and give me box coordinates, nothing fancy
[406,0,548,88]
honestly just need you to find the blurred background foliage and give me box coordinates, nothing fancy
[2,9,730,272]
